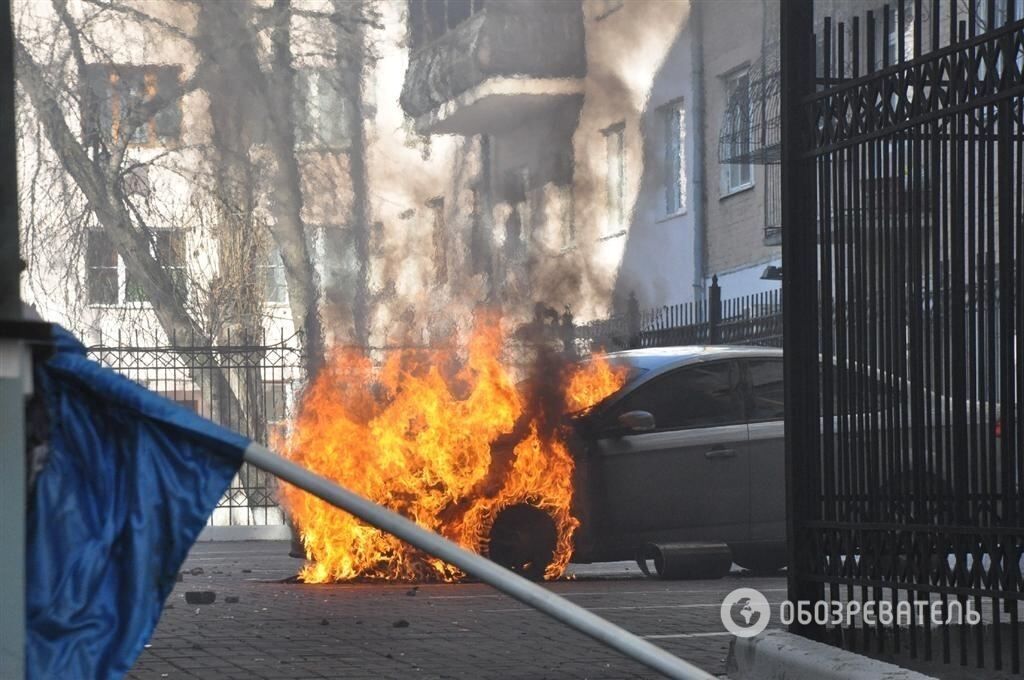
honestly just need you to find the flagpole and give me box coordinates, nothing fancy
[242,442,715,680]
[0,0,27,677]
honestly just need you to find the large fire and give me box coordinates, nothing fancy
[278,314,627,583]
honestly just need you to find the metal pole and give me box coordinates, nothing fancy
[779,0,821,639]
[242,442,715,680]
[0,0,26,677]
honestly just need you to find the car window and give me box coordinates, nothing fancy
[606,360,743,430]
[747,358,785,421]
[824,363,900,416]
[743,358,901,419]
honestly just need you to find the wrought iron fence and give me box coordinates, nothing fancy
[88,328,303,527]
[784,0,1023,674]
[576,277,783,353]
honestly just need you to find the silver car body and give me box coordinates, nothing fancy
[571,346,785,564]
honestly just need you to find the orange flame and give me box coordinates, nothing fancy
[279,314,628,582]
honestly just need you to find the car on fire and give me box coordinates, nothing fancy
[488,345,788,579]
[488,344,1004,580]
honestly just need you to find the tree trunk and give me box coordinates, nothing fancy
[334,0,373,349]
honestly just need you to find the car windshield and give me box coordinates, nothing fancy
[568,358,648,415]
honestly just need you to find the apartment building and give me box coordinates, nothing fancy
[20,0,802,361]
[400,0,790,324]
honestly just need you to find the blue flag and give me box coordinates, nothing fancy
[27,328,248,679]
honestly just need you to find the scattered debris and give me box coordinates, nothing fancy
[225,596,239,604]
[406,587,419,597]
[392,619,410,628]
[176,572,184,583]
[242,568,252,573]
[320,618,330,626]
[185,591,216,605]
[189,567,205,576]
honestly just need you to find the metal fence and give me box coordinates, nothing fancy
[88,328,303,527]
[576,277,783,353]
[783,0,1023,673]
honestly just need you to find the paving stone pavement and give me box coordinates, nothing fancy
[129,541,785,680]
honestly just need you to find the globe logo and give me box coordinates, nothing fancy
[720,587,771,637]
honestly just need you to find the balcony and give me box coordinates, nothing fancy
[401,0,585,135]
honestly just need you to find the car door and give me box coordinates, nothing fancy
[742,357,786,543]
[592,359,750,549]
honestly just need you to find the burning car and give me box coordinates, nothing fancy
[279,322,789,583]
[488,346,787,580]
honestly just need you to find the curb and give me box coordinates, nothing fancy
[727,630,938,680]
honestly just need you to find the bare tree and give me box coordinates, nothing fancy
[15,0,379,516]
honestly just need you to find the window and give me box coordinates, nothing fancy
[261,248,288,304]
[408,0,486,49]
[746,359,785,421]
[721,70,753,196]
[606,361,744,431]
[317,226,360,306]
[661,99,686,215]
[824,364,901,416]
[469,186,490,272]
[428,197,448,284]
[82,64,182,146]
[503,167,530,260]
[294,69,349,148]
[976,0,1023,31]
[125,230,186,302]
[88,228,186,306]
[603,122,625,233]
[264,380,289,424]
[86,230,118,304]
[884,5,899,64]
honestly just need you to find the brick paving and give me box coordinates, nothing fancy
[129,542,785,680]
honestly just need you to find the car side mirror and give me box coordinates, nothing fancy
[617,410,656,433]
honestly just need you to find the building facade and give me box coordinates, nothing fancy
[400,0,787,324]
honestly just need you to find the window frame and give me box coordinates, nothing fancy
[659,98,686,217]
[597,359,745,434]
[602,121,626,235]
[427,196,448,285]
[85,230,119,305]
[742,357,786,423]
[294,68,350,150]
[263,379,291,425]
[720,68,755,197]
[82,63,183,147]
[260,247,289,305]
[87,227,187,307]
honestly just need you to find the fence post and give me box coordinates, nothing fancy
[708,275,721,344]
[626,292,641,348]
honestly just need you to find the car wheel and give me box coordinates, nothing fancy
[486,504,558,581]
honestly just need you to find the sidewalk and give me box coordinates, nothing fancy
[129,541,786,679]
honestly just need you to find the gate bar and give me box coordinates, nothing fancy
[242,442,715,680]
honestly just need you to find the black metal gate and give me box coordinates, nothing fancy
[783,0,1024,673]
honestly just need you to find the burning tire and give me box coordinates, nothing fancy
[486,504,558,580]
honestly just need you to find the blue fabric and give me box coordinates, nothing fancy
[27,327,249,680]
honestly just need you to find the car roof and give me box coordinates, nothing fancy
[603,345,783,372]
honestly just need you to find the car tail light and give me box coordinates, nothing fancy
[994,418,1002,438]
